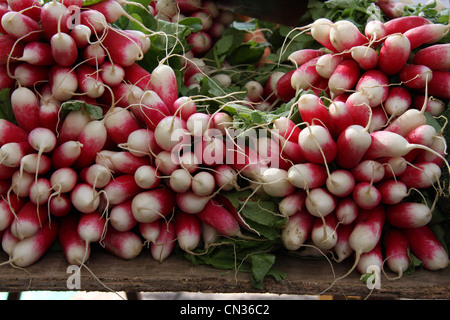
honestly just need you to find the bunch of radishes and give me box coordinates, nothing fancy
[0,0,448,288]
[269,15,450,276]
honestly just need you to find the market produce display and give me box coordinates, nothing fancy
[0,0,449,292]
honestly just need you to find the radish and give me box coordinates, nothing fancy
[40,0,70,40]
[135,165,161,190]
[398,162,441,189]
[77,211,107,247]
[334,223,354,262]
[0,141,34,168]
[150,64,179,111]
[197,198,242,238]
[139,220,160,244]
[412,43,450,71]
[0,196,24,231]
[383,228,410,279]
[70,183,100,214]
[195,130,226,167]
[384,86,412,117]
[8,0,42,22]
[119,128,160,158]
[155,150,179,176]
[377,33,411,76]
[101,27,143,67]
[131,187,176,223]
[13,63,48,87]
[310,18,337,52]
[59,214,90,265]
[352,181,381,210]
[11,86,41,132]
[79,164,111,189]
[56,108,91,144]
[384,15,432,35]
[364,20,386,43]
[49,65,78,101]
[0,34,24,65]
[399,64,433,90]
[355,69,389,108]
[328,59,361,98]
[50,28,77,67]
[315,53,343,79]
[109,151,150,175]
[244,80,264,103]
[104,227,143,260]
[79,9,107,36]
[290,57,321,92]
[154,116,187,152]
[298,124,337,164]
[272,116,301,143]
[311,213,338,250]
[404,225,449,270]
[288,49,324,67]
[10,169,33,198]
[335,196,359,225]
[335,124,372,169]
[73,120,108,169]
[16,41,54,66]
[278,190,307,217]
[378,179,408,205]
[187,31,212,55]
[186,112,211,137]
[151,220,175,262]
[344,91,371,128]
[296,93,336,136]
[28,177,52,205]
[386,200,434,229]
[275,69,296,102]
[351,160,385,183]
[100,61,125,87]
[403,23,449,50]
[48,193,71,217]
[9,220,58,267]
[19,153,52,176]
[287,163,327,189]
[412,96,445,117]
[212,164,237,192]
[103,174,143,206]
[174,211,202,253]
[10,201,47,240]
[103,107,141,145]
[109,199,138,232]
[0,119,29,145]
[2,227,20,256]
[379,156,408,178]
[172,96,198,121]
[76,64,105,99]
[1,11,42,42]
[305,187,337,218]
[425,70,450,100]
[281,208,314,251]
[0,163,16,180]
[329,20,368,53]
[191,171,216,197]
[178,151,200,174]
[356,242,383,275]
[325,169,355,197]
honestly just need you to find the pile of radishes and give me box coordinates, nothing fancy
[0,0,448,289]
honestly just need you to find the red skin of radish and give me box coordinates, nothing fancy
[11,220,59,267]
[0,34,24,65]
[386,202,433,229]
[104,227,143,260]
[174,211,202,252]
[404,24,449,50]
[110,152,151,175]
[281,208,314,251]
[384,16,432,35]
[0,119,29,145]
[101,27,143,67]
[39,101,59,133]
[0,196,25,231]
[398,161,441,189]
[399,64,433,90]
[404,225,449,271]
[11,87,40,132]
[123,63,152,91]
[59,214,90,265]
[49,193,72,217]
[328,59,361,97]
[150,64,179,111]
[151,220,175,262]
[0,64,16,90]
[275,69,296,102]
[423,71,450,100]
[297,94,337,138]
[73,120,108,169]
[384,228,410,276]
[288,49,323,67]
[377,33,411,76]
[78,211,107,244]
[8,0,42,22]
[10,201,48,240]
[352,182,381,210]
[197,198,241,237]
[51,141,82,169]
[133,90,172,131]
[104,107,141,145]
[412,44,450,71]
[335,124,371,169]
[328,100,353,135]
[0,163,16,180]
[103,174,143,206]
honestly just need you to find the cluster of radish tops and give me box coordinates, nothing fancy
[0,0,448,289]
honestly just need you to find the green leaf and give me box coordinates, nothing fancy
[0,88,14,123]
[178,17,203,33]
[60,100,103,120]
[82,0,106,6]
[227,42,267,66]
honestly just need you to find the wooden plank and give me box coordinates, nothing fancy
[0,250,448,299]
